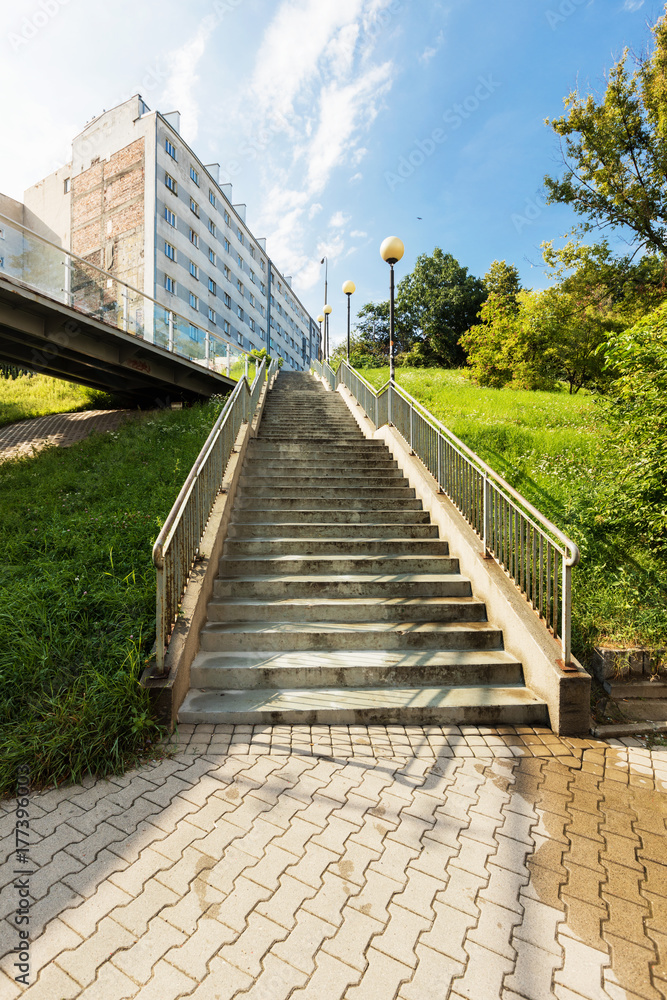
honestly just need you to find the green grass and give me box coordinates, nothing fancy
[359,367,667,655]
[0,399,226,797]
[0,373,114,429]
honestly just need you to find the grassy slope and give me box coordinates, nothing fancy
[0,399,224,795]
[0,374,113,428]
[359,367,667,655]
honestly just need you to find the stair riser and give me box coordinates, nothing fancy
[243,462,400,474]
[219,556,460,575]
[226,523,440,539]
[213,579,473,599]
[206,600,485,623]
[238,476,410,490]
[234,498,424,511]
[199,629,503,653]
[232,510,431,524]
[178,702,549,727]
[236,487,416,499]
[222,539,450,556]
[190,662,522,688]
[249,445,389,455]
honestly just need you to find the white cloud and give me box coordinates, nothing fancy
[349,171,363,184]
[160,20,215,142]
[622,0,644,9]
[350,229,367,238]
[419,29,444,64]
[308,203,323,220]
[351,146,368,165]
[330,210,351,228]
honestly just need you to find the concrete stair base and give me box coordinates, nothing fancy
[179,370,549,728]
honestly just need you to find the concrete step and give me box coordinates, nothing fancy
[222,538,450,557]
[226,521,440,538]
[234,497,424,511]
[189,648,522,688]
[178,685,549,726]
[212,572,472,599]
[249,442,388,455]
[218,554,460,576]
[199,620,502,653]
[237,475,410,490]
[243,460,400,473]
[235,486,416,499]
[206,595,486,623]
[231,509,431,524]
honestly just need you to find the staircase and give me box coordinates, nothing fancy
[178,371,548,725]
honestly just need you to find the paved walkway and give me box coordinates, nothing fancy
[0,724,665,1000]
[0,410,135,462]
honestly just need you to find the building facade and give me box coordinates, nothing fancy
[23,95,320,370]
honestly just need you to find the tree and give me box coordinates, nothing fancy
[484,260,521,301]
[397,248,487,367]
[544,6,667,255]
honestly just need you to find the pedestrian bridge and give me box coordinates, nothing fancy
[0,213,246,404]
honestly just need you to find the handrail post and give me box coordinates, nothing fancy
[562,558,572,664]
[155,567,165,673]
[168,311,174,353]
[483,472,490,557]
[409,403,414,453]
[388,380,393,426]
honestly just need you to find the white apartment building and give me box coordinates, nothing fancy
[23,95,320,370]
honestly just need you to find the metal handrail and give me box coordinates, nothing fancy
[152,357,278,672]
[313,357,579,664]
[0,211,251,374]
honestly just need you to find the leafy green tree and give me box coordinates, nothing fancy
[544,6,667,255]
[601,302,667,550]
[397,248,487,367]
[484,260,521,301]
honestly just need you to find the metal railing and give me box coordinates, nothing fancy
[312,358,579,664]
[0,211,254,377]
[152,357,278,672]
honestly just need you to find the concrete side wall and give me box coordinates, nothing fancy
[1,192,64,245]
[337,383,591,736]
[22,164,72,247]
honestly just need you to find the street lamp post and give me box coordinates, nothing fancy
[380,236,404,384]
[323,304,332,363]
[317,314,324,361]
[342,280,356,363]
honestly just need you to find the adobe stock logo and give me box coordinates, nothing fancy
[8,0,73,51]
[384,75,501,191]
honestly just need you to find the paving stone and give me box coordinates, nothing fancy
[371,901,431,969]
[159,879,226,935]
[504,937,562,1000]
[344,945,414,999]
[55,915,135,987]
[212,873,273,932]
[467,898,522,960]
[289,950,361,998]
[391,868,446,919]
[125,957,196,1000]
[111,879,180,935]
[398,944,465,1000]
[554,935,612,1000]
[448,940,515,999]
[603,932,662,1000]
[322,907,384,972]
[301,870,359,926]
[272,910,337,974]
[345,869,402,924]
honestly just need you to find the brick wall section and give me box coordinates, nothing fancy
[71,138,145,291]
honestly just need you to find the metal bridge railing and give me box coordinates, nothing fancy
[0,211,253,377]
[313,358,579,665]
[152,358,278,672]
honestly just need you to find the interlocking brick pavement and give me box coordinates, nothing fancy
[0,725,665,999]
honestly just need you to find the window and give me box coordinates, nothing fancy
[188,323,200,340]
[209,189,216,207]
[237,279,244,294]
[249,245,255,259]
[208,277,216,294]
[249,318,255,331]
[250,270,256,284]
[236,227,243,243]
[208,307,216,323]
[165,172,177,193]
[208,248,216,265]
[237,333,243,345]
[249,293,255,307]
[165,207,176,227]
[189,292,198,310]
[164,241,175,260]
[208,219,216,236]
[237,253,243,269]
[190,165,199,185]
[261,259,265,271]
[223,265,231,280]
[260,282,266,295]
[260,328,266,341]
[224,210,230,225]
[237,305,244,320]
[223,320,230,334]
[63,177,71,193]
[190,198,199,217]
[165,138,177,159]
[189,229,199,248]
[189,261,199,279]
[223,292,231,308]
[165,275,175,293]
[224,238,230,252]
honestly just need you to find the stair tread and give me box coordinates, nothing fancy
[201,620,498,635]
[208,596,481,607]
[191,649,521,669]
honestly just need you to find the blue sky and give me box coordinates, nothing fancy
[0,0,661,348]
